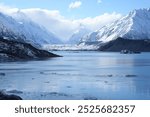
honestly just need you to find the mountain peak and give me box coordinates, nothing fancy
[0,11,62,47]
[129,8,150,19]
[79,8,150,45]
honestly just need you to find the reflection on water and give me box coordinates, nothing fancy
[0,51,150,100]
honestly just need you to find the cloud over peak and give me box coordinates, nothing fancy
[69,1,82,9]
[0,4,122,41]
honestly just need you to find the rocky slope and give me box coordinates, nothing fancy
[0,91,22,100]
[98,38,150,51]
[0,37,60,62]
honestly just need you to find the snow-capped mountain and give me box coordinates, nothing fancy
[0,11,62,47]
[80,8,150,45]
[67,25,91,44]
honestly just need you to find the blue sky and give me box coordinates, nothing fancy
[1,0,150,19]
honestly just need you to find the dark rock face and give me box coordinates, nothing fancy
[0,92,22,100]
[0,73,5,76]
[98,38,150,52]
[0,38,61,62]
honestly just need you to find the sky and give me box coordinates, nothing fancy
[0,0,150,41]
[1,0,150,19]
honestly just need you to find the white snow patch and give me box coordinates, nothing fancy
[80,8,150,44]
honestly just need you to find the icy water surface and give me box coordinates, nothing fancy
[0,51,150,100]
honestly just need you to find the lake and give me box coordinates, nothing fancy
[0,51,150,100]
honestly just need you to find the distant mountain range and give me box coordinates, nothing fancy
[67,25,91,44]
[0,11,62,47]
[1,8,150,52]
[79,8,150,51]
[0,11,61,61]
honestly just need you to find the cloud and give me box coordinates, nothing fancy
[21,9,122,40]
[0,4,122,41]
[0,3,19,14]
[21,9,79,40]
[69,1,82,9]
[97,0,102,4]
[75,13,122,31]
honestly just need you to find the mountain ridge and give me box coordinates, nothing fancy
[79,8,150,46]
[0,11,62,47]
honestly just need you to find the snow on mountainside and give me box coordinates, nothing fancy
[0,11,62,47]
[67,25,91,44]
[80,8,150,45]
